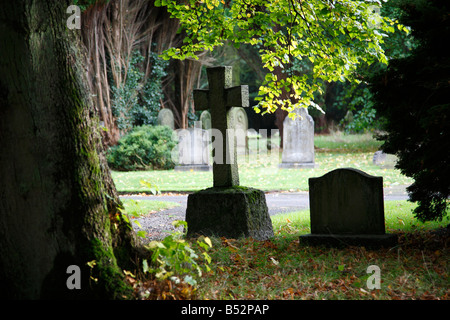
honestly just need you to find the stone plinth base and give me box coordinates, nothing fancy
[299,233,398,248]
[279,162,317,169]
[174,164,212,172]
[186,186,274,240]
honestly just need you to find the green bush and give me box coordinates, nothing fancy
[143,221,213,287]
[369,0,450,222]
[107,125,176,171]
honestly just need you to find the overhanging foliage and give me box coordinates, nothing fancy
[156,0,408,115]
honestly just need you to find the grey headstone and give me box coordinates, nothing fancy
[157,108,175,130]
[199,110,212,131]
[300,168,397,248]
[174,122,211,171]
[343,110,354,126]
[373,150,398,169]
[280,107,316,168]
[228,107,248,155]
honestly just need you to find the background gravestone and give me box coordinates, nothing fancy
[373,150,398,169]
[157,108,175,130]
[228,107,248,155]
[200,110,212,131]
[300,168,397,247]
[280,107,316,168]
[174,122,211,171]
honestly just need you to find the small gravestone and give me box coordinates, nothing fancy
[186,66,273,240]
[174,121,211,171]
[199,111,213,165]
[342,110,354,128]
[200,110,212,131]
[373,150,398,169]
[299,168,397,247]
[228,107,248,155]
[280,107,316,168]
[157,108,175,130]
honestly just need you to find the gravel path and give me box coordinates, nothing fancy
[122,185,409,241]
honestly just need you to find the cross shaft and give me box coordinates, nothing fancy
[193,66,249,187]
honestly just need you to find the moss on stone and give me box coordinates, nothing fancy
[186,186,274,240]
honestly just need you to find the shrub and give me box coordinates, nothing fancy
[143,221,213,287]
[107,125,176,171]
[111,50,167,131]
[370,0,450,222]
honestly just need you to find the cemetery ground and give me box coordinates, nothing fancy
[113,132,449,300]
[113,132,412,193]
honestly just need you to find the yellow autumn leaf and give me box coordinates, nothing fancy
[204,236,213,248]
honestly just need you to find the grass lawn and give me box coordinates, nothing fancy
[130,200,448,300]
[117,132,448,300]
[121,198,180,217]
[112,132,412,193]
[194,201,449,300]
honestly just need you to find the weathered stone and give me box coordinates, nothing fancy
[193,66,249,187]
[373,150,398,169]
[186,66,272,240]
[342,110,354,127]
[299,168,397,248]
[186,186,274,240]
[199,110,212,131]
[157,108,175,130]
[174,122,211,171]
[280,107,316,168]
[228,107,248,155]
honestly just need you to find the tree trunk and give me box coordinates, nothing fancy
[0,1,137,299]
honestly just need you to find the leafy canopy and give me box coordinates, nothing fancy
[156,0,407,115]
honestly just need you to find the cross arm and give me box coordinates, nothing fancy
[225,85,249,108]
[193,89,209,111]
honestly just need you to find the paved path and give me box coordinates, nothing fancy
[122,191,311,216]
[121,185,409,240]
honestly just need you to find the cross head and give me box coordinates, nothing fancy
[193,66,249,187]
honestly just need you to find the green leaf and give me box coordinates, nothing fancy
[147,240,166,249]
[86,260,96,268]
[142,259,149,273]
[140,179,160,195]
[137,230,146,238]
[183,275,197,286]
[172,220,188,229]
[133,220,142,228]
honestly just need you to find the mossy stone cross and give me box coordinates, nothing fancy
[193,66,249,187]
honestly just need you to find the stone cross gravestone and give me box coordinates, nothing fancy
[193,66,249,187]
[299,168,397,247]
[186,66,274,240]
[174,121,211,171]
[280,107,316,168]
[157,108,175,130]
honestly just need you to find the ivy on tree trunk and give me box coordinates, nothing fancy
[0,0,138,299]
